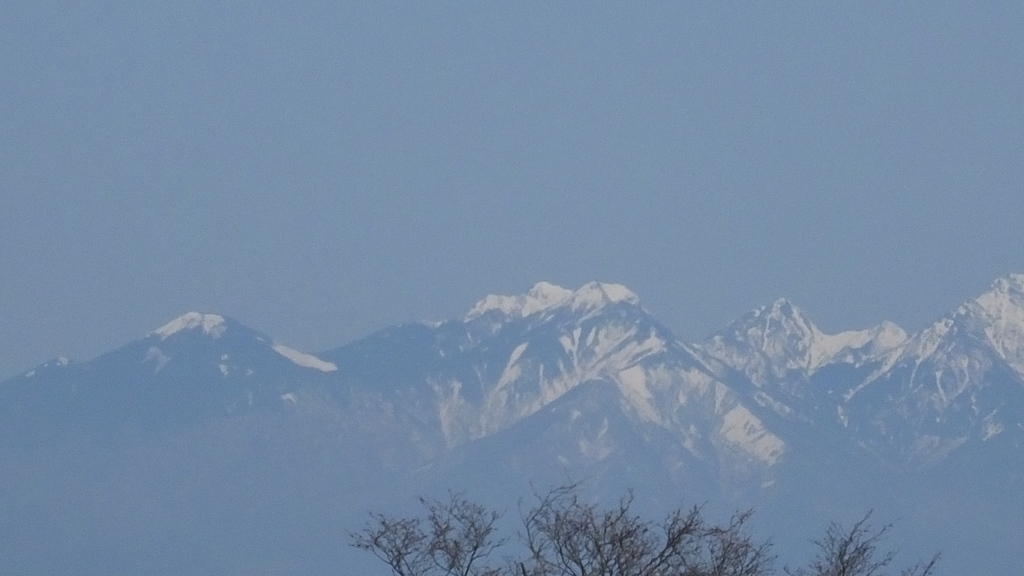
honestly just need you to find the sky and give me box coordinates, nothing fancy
[2,2,1023,379]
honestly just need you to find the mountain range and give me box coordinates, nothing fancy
[3,274,1024,575]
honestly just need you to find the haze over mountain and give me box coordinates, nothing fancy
[3,274,1024,575]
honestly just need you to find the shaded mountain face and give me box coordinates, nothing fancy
[4,277,1024,575]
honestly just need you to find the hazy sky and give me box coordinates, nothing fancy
[2,2,1023,379]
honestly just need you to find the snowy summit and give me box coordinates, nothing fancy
[153,312,228,339]
[704,298,907,381]
[465,281,640,320]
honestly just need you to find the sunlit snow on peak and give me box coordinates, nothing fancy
[706,299,908,381]
[569,282,640,310]
[865,273,1024,383]
[977,275,1024,318]
[970,273,1024,376]
[466,281,639,320]
[153,312,228,339]
[869,321,910,351]
[767,298,800,314]
[992,273,1024,295]
[811,322,908,372]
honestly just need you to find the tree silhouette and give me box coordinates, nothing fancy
[784,512,939,576]
[352,485,939,576]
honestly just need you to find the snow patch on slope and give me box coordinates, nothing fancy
[718,403,785,465]
[617,365,661,424]
[144,347,171,372]
[493,344,528,392]
[272,344,338,372]
[22,357,72,378]
[577,418,615,462]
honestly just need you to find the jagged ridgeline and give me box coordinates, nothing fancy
[2,275,1024,575]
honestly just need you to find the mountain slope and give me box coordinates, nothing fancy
[0,312,337,438]
[322,282,786,482]
[839,275,1024,465]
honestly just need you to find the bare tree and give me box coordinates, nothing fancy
[352,492,505,576]
[785,512,939,576]
[517,483,772,576]
[703,511,777,576]
[354,486,938,576]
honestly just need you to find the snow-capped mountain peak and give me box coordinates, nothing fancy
[883,274,1024,372]
[974,273,1024,322]
[746,298,819,342]
[466,282,573,319]
[989,272,1024,295]
[974,274,1024,376]
[147,312,338,373]
[703,299,906,383]
[811,321,908,370]
[568,281,640,310]
[703,298,820,377]
[888,273,1024,379]
[152,312,228,339]
[465,281,639,320]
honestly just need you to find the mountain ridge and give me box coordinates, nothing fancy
[4,274,1024,575]
[10,274,1024,468]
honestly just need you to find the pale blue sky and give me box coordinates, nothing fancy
[2,2,1023,378]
